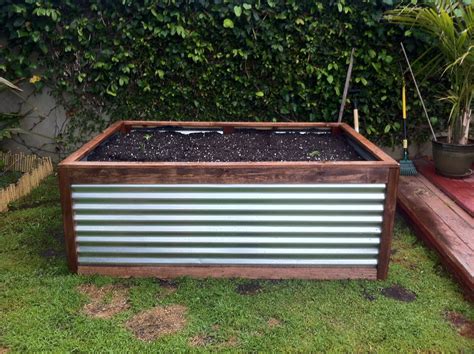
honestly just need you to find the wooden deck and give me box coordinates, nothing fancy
[397,170,474,299]
[415,158,474,217]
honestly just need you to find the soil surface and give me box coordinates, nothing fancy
[235,281,263,295]
[125,304,187,341]
[88,130,363,162]
[381,285,417,302]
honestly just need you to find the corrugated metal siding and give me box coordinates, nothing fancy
[72,184,385,267]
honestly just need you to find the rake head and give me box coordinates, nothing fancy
[400,158,418,176]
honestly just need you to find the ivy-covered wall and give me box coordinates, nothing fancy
[0,0,446,151]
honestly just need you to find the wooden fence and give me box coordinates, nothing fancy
[0,152,54,212]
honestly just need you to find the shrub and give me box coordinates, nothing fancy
[0,0,447,150]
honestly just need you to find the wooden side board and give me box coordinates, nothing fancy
[397,174,474,299]
[78,265,377,280]
[58,168,78,272]
[63,164,391,184]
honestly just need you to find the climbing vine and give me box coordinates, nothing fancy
[0,0,448,153]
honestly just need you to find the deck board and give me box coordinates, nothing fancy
[415,158,474,217]
[397,174,474,299]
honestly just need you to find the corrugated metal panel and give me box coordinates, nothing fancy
[72,184,385,267]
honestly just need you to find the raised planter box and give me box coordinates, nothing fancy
[59,121,399,280]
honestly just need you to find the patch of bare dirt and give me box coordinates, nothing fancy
[156,279,178,298]
[381,285,417,302]
[445,311,474,338]
[221,335,239,347]
[189,334,217,347]
[391,256,418,270]
[77,284,130,319]
[236,281,262,295]
[125,304,187,341]
[0,347,10,353]
[267,317,282,328]
[188,333,238,348]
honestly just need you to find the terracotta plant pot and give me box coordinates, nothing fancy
[432,138,474,178]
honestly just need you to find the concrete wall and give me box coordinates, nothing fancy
[1,83,67,161]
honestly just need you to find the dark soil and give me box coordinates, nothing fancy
[155,278,178,298]
[236,281,263,295]
[381,285,417,302]
[445,311,474,338]
[87,130,363,162]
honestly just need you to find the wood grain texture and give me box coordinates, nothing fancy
[121,120,341,129]
[66,164,391,184]
[78,265,377,280]
[397,174,474,299]
[415,158,474,217]
[340,123,396,163]
[58,168,78,272]
[377,167,399,280]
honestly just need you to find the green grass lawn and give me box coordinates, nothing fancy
[0,175,473,351]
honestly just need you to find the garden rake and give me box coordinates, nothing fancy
[400,78,417,176]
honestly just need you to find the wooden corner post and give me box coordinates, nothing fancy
[377,166,400,280]
[58,166,78,273]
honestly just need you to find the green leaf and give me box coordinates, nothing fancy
[234,6,242,17]
[223,19,234,28]
[384,124,391,133]
[243,3,252,10]
[327,75,334,84]
[255,91,264,97]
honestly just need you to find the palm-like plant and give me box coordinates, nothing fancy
[385,1,473,145]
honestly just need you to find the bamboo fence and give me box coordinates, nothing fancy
[0,152,54,212]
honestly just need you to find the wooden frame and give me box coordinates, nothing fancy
[59,121,399,279]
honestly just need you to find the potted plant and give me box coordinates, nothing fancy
[385,1,473,177]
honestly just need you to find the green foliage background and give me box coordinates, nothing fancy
[0,0,447,149]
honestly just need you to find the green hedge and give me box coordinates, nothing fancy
[0,0,446,149]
